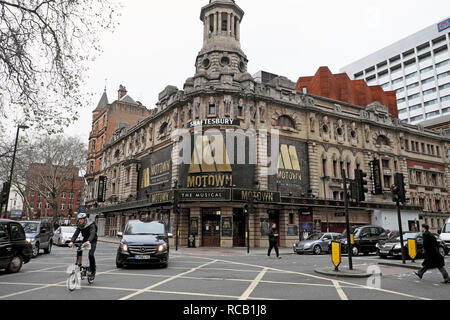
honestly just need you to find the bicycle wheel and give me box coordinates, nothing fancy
[87,274,95,285]
[67,272,78,292]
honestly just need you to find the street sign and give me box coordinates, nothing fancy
[331,241,342,271]
[408,238,417,261]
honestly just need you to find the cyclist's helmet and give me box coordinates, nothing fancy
[77,213,87,220]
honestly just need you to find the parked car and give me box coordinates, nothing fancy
[378,232,447,259]
[341,226,388,256]
[19,220,54,258]
[52,226,82,246]
[116,220,173,268]
[440,218,450,254]
[0,219,33,273]
[293,233,342,255]
[376,231,400,254]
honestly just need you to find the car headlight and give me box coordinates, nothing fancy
[376,243,380,249]
[394,244,402,249]
[26,238,35,244]
[157,244,167,252]
[120,243,128,252]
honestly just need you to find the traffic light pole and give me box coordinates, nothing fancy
[342,169,353,271]
[396,198,406,264]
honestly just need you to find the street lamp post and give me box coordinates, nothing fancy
[3,125,29,217]
[321,176,330,232]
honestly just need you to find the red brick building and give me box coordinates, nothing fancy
[25,164,84,224]
[85,85,150,209]
[297,66,399,118]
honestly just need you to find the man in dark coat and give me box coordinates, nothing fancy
[268,224,281,259]
[69,213,98,276]
[415,224,449,284]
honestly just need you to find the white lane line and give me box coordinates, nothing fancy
[332,280,348,300]
[0,269,117,299]
[118,260,218,300]
[180,254,432,301]
[239,268,268,300]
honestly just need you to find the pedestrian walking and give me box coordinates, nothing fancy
[268,224,281,259]
[303,229,309,240]
[415,224,449,284]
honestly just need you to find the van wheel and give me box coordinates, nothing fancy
[7,255,23,273]
[439,246,445,257]
[44,241,52,254]
[32,243,39,258]
[352,246,359,256]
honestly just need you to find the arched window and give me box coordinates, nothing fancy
[377,135,389,146]
[159,122,168,136]
[277,116,295,129]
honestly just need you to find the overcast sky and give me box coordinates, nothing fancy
[62,0,450,142]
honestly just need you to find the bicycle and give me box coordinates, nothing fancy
[66,242,95,291]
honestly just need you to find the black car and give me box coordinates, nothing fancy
[116,220,172,268]
[378,232,447,259]
[0,219,33,273]
[340,226,388,256]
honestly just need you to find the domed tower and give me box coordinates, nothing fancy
[196,0,248,75]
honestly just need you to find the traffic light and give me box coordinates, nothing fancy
[354,169,368,202]
[0,182,10,205]
[173,191,181,214]
[243,203,249,215]
[392,173,406,204]
[350,180,358,202]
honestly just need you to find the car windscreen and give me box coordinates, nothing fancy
[19,222,39,233]
[307,233,323,240]
[394,233,419,241]
[124,221,165,235]
[61,227,76,233]
[444,223,450,233]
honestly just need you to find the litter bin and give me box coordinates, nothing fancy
[188,234,196,248]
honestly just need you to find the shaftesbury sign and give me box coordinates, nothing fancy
[187,118,240,128]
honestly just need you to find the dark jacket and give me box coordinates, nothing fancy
[269,229,279,244]
[71,221,98,243]
[422,231,445,269]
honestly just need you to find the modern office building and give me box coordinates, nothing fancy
[341,17,450,125]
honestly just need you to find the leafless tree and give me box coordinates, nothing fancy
[0,134,87,220]
[0,0,120,133]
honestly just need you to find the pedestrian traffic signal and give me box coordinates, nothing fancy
[354,170,368,202]
[243,203,249,215]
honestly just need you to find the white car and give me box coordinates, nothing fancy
[440,218,450,255]
[52,226,82,246]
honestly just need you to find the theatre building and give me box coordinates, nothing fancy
[86,0,450,246]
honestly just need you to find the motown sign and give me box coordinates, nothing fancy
[139,146,173,198]
[268,138,310,196]
[179,131,255,189]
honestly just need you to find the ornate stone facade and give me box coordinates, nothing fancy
[87,0,450,245]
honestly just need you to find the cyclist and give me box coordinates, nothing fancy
[68,213,98,276]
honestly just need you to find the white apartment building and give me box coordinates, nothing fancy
[341,17,450,125]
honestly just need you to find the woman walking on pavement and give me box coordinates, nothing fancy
[268,224,281,259]
[415,224,449,284]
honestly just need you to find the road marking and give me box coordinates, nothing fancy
[180,254,432,300]
[118,260,218,300]
[0,269,117,299]
[332,280,348,300]
[239,268,268,300]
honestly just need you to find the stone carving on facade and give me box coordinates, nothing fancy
[309,114,316,132]
[334,104,343,113]
[320,116,331,141]
[257,101,266,123]
[364,125,371,143]
[335,119,345,143]
[194,101,200,119]
[224,96,232,116]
